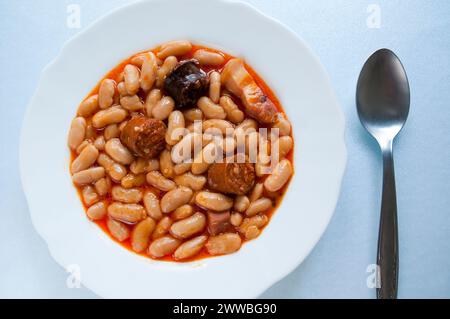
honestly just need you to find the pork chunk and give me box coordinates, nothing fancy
[221,59,277,124]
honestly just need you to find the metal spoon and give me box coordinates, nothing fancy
[356,49,410,299]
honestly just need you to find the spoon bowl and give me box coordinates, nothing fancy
[357,49,410,142]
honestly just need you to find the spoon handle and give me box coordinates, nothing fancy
[377,140,399,299]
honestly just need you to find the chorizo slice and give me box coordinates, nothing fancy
[120,116,166,159]
[221,59,277,124]
[207,162,255,195]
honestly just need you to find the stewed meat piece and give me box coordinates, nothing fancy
[164,60,209,109]
[207,162,255,195]
[221,59,277,124]
[207,211,233,236]
[120,116,166,159]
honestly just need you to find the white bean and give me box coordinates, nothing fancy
[71,144,99,173]
[119,172,142,188]
[239,215,268,234]
[130,158,159,174]
[191,143,218,175]
[94,177,110,196]
[68,117,86,150]
[166,111,185,145]
[173,162,192,175]
[99,79,116,109]
[157,56,178,87]
[245,198,272,217]
[152,96,175,120]
[264,159,293,192]
[148,236,181,258]
[92,106,128,128]
[105,138,134,165]
[116,71,124,83]
[117,81,128,96]
[76,140,90,154]
[131,218,156,252]
[172,204,194,220]
[86,201,107,220]
[157,40,192,59]
[130,54,146,67]
[195,191,233,211]
[183,108,203,122]
[119,120,128,132]
[120,95,143,111]
[143,191,162,220]
[202,119,234,136]
[160,187,193,213]
[78,95,99,117]
[249,183,264,203]
[85,123,96,140]
[197,97,226,119]
[209,71,221,103]
[104,124,120,140]
[82,185,99,206]
[255,162,268,177]
[152,217,173,240]
[206,233,241,255]
[219,96,244,124]
[140,52,158,91]
[146,171,176,191]
[193,50,225,66]
[170,212,206,239]
[235,118,258,133]
[276,136,293,160]
[121,173,145,188]
[145,89,162,117]
[107,218,130,242]
[72,167,105,186]
[230,213,243,227]
[108,202,146,224]
[94,136,105,150]
[234,195,250,213]
[272,113,291,136]
[171,132,202,164]
[174,173,206,191]
[97,153,127,182]
[159,149,175,178]
[220,136,236,155]
[111,186,143,204]
[173,235,208,260]
[243,225,260,240]
[124,64,140,95]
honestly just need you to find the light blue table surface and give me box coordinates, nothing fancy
[1,0,449,299]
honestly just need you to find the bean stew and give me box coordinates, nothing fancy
[68,41,294,262]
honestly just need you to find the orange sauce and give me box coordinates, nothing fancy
[71,43,294,262]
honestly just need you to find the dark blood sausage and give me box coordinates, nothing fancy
[207,162,256,195]
[207,211,233,236]
[221,58,277,124]
[120,116,166,159]
[163,60,209,109]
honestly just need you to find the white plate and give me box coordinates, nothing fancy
[20,0,346,299]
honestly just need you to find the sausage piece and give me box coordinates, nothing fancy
[164,60,209,109]
[207,162,255,195]
[221,59,277,124]
[207,211,233,236]
[120,116,166,159]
